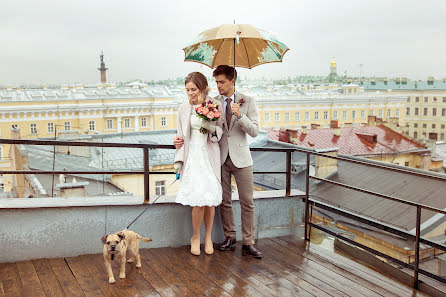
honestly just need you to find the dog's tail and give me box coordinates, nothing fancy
[138,235,152,242]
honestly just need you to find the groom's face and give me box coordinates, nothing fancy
[215,74,234,97]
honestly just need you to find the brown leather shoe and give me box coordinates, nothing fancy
[217,236,236,251]
[242,244,263,258]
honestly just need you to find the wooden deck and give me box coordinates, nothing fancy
[0,236,431,297]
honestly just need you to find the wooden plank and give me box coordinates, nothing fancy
[241,241,334,297]
[65,256,106,297]
[0,263,23,297]
[168,246,261,297]
[140,249,196,296]
[271,237,398,297]
[279,235,430,297]
[210,244,289,297]
[156,246,232,297]
[48,258,86,297]
[0,281,5,297]
[257,239,350,297]
[33,258,67,297]
[78,255,115,297]
[133,250,176,297]
[16,261,46,297]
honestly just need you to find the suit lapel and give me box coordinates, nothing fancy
[228,92,240,133]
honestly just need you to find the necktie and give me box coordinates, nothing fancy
[225,98,232,129]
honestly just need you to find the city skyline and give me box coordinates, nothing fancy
[1,0,445,85]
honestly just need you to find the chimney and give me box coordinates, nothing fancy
[343,123,352,128]
[56,179,89,198]
[302,126,308,135]
[311,124,320,129]
[367,115,376,126]
[334,127,341,136]
[356,133,378,144]
[330,120,338,128]
[315,148,339,180]
[279,129,290,143]
[287,129,298,143]
[426,139,436,154]
[9,127,25,198]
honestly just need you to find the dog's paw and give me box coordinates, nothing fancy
[108,278,115,284]
[127,258,134,263]
[136,263,141,268]
[119,273,126,279]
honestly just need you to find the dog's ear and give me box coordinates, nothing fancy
[101,235,108,244]
[117,232,125,240]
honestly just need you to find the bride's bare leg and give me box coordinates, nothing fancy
[191,206,204,255]
[204,206,215,254]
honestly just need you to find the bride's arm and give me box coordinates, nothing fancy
[174,105,185,163]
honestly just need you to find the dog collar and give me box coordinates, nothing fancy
[111,254,115,261]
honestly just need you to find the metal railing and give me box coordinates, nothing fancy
[0,138,296,203]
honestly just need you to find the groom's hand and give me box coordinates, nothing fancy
[231,102,241,117]
[173,136,184,149]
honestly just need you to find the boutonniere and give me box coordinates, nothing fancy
[237,98,246,107]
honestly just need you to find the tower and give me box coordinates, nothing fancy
[98,51,108,83]
[328,57,338,82]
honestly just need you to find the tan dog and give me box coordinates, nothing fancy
[101,230,152,283]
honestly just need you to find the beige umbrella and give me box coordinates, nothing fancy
[183,24,290,69]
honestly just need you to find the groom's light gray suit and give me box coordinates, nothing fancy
[216,92,259,245]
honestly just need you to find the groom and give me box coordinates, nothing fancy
[174,65,262,258]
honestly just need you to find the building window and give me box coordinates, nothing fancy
[433,108,437,116]
[48,123,54,133]
[64,122,71,131]
[141,117,147,127]
[414,123,418,128]
[264,113,270,122]
[415,97,419,102]
[285,112,290,122]
[424,97,428,103]
[124,118,130,128]
[304,112,310,121]
[387,109,391,117]
[314,111,319,120]
[432,124,436,129]
[161,117,167,127]
[352,110,356,119]
[442,108,446,117]
[323,111,328,120]
[89,121,95,131]
[414,132,418,138]
[106,119,113,129]
[369,110,374,116]
[333,111,338,119]
[0,183,4,192]
[441,124,445,129]
[30,123,37,134]
[422,132,426,137]
[396,109,400,117]
[423,124,427,128]
[441,133,445,141]
[378,110,383,118]
[294,112,300,121]
[443,97,446,103]
[424,108,428,116]
[342,111,347,120]
[415,108,419,116]
[405,162,409,167]
[155,180,165,195]
[359,110,364,119]
[275,112,280,121]
[406,108,410,116]
[407,97,410,103]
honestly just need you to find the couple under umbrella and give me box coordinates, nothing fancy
[173,24,289,257]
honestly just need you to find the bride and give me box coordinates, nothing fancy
[173,72,223,256]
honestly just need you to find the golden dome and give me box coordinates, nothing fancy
[330,57,336,66]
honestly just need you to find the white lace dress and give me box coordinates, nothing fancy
[176,111,222,207]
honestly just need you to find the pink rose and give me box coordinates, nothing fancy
[207,111,215,120]
[214,111,221,119]
[202,107,209,115]
[196,106,203,113]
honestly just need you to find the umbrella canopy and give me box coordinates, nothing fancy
[183,24,289,69]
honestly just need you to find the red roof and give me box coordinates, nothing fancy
[269,125,426,156]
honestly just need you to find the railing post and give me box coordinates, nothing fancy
[304,153,311,241]
[414,206,421,289]
[143,147,150,204]
[285,151,291,196]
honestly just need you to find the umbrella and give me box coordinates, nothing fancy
[183,24,289,69]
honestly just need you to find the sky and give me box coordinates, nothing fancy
[0,0,445,86]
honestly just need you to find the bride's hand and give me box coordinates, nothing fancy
[174,162,182,174]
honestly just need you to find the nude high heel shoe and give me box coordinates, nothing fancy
[204,238,214,255]
[190,237,200,256]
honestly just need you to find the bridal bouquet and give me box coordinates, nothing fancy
[195,100,221,133]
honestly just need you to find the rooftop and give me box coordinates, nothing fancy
[0,236,429,297]
[268,125,427,156]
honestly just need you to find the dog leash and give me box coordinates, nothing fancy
[123,173,180,231]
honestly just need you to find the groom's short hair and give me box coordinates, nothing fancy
[213,65,237,82]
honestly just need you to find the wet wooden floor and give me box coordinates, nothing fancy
[0,236,431,297]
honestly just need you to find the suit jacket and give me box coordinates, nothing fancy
[216,92,259,168]
[174,99,223,182]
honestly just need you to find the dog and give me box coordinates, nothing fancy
[101,230,152,283]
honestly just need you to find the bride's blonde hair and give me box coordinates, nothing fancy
[185,72,210,105]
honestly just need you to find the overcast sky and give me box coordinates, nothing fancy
[0,0,445,85]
